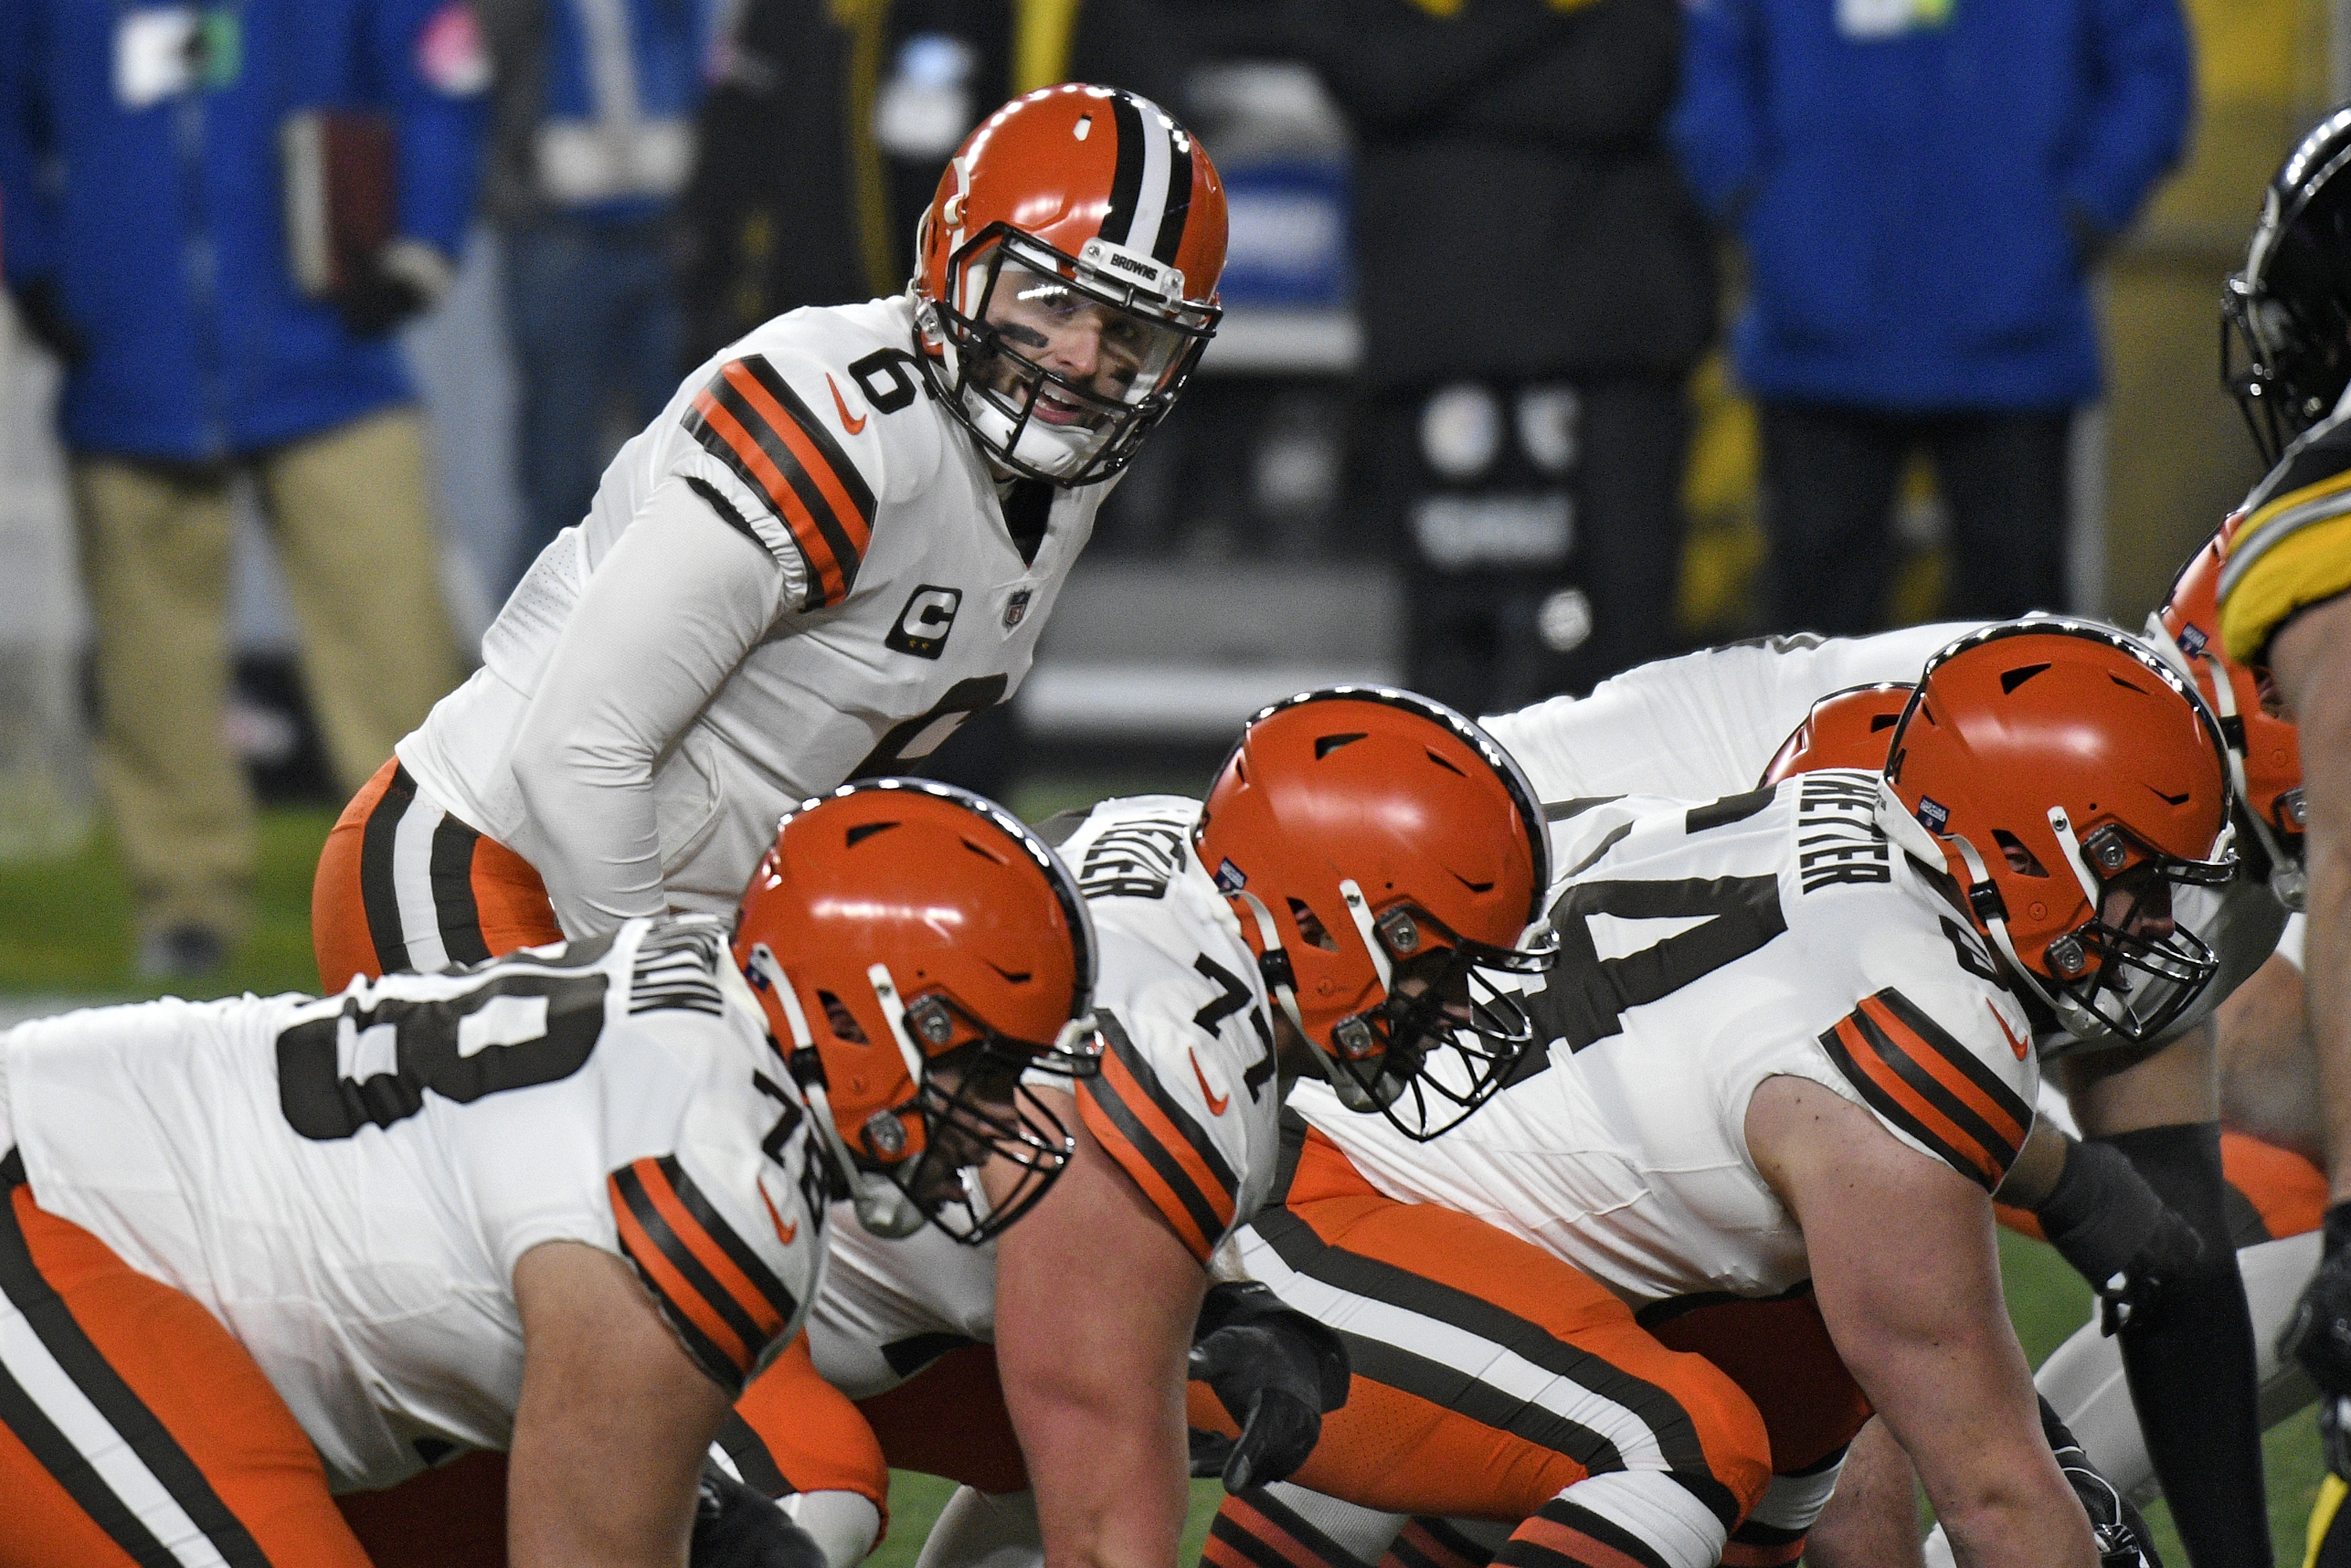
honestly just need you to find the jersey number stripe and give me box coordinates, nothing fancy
[610,1155,799,1392]
[683,356,877,610]
[1079,1010,1239,1262]
[1817,988,2031,1190]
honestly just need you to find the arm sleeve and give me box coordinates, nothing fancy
[1667,0,1766,221]
[2060,0,2193,236]
[670,349,882,613]
[0,0,60,282]
[373,0,487,256]
[1811,980,2038,1193]
[510,481,791,936]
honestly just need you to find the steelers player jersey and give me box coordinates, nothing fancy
[396,294,1111,929]
[2219,408,2351,662]
[1295,774,2038,1308]
[1481,624,2286,1059]
[806,795,1283,1398]
[0,918,824,1493]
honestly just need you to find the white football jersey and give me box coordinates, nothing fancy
[398,295,1109,925]
[1291,773,2039,1308]
[0,919,825,1493]
[1481,625,2285,1057]
[806,795,1282,1397]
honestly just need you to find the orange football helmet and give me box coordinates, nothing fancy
[912,83,1226,486]
[2144,519,2306,909]
[733,780,1100,1244]
[1759,683,1915,787]
[1194,687,1558,1140]
[1879,622,2237,1046]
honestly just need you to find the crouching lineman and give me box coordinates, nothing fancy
[1479,537,2302,1568]
[312,81,1226,983]
[1181,622,2233,1568]
[675,691,1562,1568]
[0,780,1099,1568]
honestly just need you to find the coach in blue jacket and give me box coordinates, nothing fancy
[0,0,483,976]
[1672,0,2192,636]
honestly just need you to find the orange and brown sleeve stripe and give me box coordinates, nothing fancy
[1078,1011,1238,1263]
[1817,987,2031,1190]
[610,1155,800,1394]
[682,355,877,610]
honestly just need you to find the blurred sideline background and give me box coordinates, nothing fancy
[0,0,2338,1557]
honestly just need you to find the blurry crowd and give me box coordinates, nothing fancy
[0,0,2196,973]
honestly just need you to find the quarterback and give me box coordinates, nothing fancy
[1185,623,2233,1568]
[310,82,1228,985]
[0,781,1101,1568]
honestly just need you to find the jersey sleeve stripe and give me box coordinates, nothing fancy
[685,383,850,607]
[712,363,868,579]
[730,356,876,545]
[1099,1011,1241,1222]
[1816,991,2023,1189]
[1865,989,2032,1139]
[610,1157,792,1391]
[1081,1056,1221,1262]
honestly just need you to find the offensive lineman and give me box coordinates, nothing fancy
[310,82,1227,983]
[452,693,1560,1568]
[1186,623,2233,1568]
[0,780,1102,1568]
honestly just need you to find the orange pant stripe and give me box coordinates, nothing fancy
[0,1179,369,1568]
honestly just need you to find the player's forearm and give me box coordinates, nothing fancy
[2269,598,2351,1200]
[1022,1403,1192,1568]
[1932,1468,2099,1568]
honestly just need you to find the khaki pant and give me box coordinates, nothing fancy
[72,408,462,945]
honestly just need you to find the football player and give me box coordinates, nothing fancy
[0,780,1099,1568]
[1480,538,2302,1568]
[1183,622,2230,1568]
[310,82,1227,988]
[2212,103,2351,1568]
[488,693,1554,1568]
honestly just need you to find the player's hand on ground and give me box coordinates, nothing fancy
[2041,1397,2164,1568]
[690,1465,828,1568]
[1186,1280,1350,1494]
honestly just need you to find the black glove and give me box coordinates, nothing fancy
[2041,1396,2164,1568]
[9,276,87,364]
[1186,1280,1350,1494]
[690,1465,828,1568]
[335,240,451,338]
[2035,1138,2205,1336]
[2283,1205,2351,1400]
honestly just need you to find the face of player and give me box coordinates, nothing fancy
[900,1045,1026,1212]
[980,263,1186,425]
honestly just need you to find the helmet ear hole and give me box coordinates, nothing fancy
[1288,899,1339,951]
[817,990,869,1044]
[1991,831,2049,878]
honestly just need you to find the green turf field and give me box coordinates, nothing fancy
[0,803,2327,1567]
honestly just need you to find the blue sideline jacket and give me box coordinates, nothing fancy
[0,0,486,460]
[1672,0,2192,411]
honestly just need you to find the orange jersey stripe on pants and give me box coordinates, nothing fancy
[0,1174,372,1568]
[313,755,562,990]
[1187,1128,1773,1527]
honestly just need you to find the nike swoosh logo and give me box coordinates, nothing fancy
[1190,1049,1230,1116]
[759,1184,799,1246]
[827,374,868,435]
[1987,1000,2029,1061]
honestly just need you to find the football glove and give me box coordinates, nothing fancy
[2041,1396,2164,1568]
[2283,1204,2351,1406]
[2034,1137,2205,1336]
[690,1464,829,1568]
[1186,1280,1350,1495]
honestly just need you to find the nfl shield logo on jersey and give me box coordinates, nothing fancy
[1003,589,1033,630]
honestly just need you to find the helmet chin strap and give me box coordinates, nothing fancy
[1951,827,2108,1044]
[1230,888,1310,1040]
